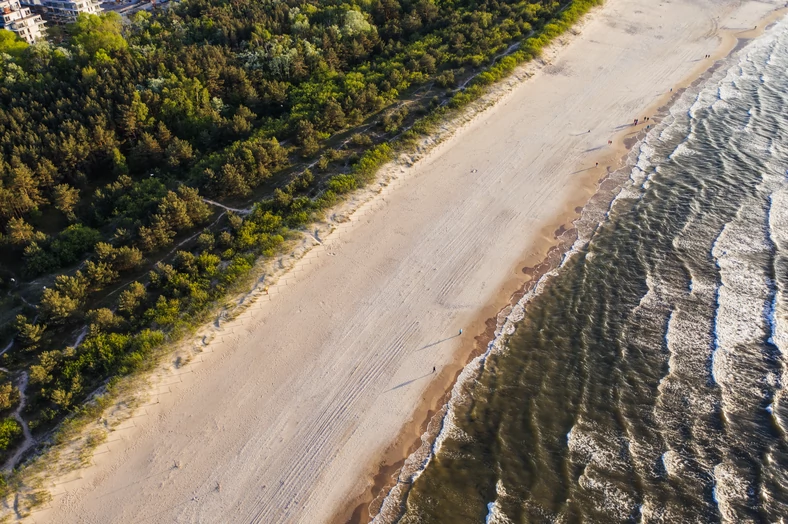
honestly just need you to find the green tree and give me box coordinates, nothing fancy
[165,138,194,168]
[29,351,61,385]
[0,30,28,59]
[23,242,58,275]
[138,216,175,252]
[0,382,19,411]
[52,184,80,221]
[145,295,181,328]
[50,224,102,266]
[196,232,215,251]
[85,260,119,289]
[119,92,149,139]
[113,246,144,271]
[4,217,45,246]
[118,282,147,315]
[39,290,82,324]
[0,418,22,452]
[94,243,144,272]
[15,315,46,352]
[0,162,45,219]
[129,133,163,172]
[38,273,89,323]
[323,99,346,131]
[53,272,89,300]
[218,164,250,197]
[69,12,127,57]
[296,120,320,158]
[87,308,120,333]
[50,388,73,409]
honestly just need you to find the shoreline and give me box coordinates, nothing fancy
[340,5,788,523]
[25,1,788,522]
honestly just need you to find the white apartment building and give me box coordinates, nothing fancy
[40,0,101,24]
[0,0,46,44]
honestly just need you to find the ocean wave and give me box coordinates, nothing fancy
[713,462,751,523]
[767,189,788,435]
[667,140,697,160]
[484,501,512,524]
[576,470,637,518]
[567,420,629,473]
[484,480,513,524]
[687,91,703,120]
[710,208,771,395]
[658,309,678,392]
[718,75,742,98]
[661,449,683,478]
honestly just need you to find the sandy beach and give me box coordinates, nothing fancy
[29,0,787,522]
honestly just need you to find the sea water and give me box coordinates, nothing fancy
[377,19,788,524]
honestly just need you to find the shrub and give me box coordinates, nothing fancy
[327,175,357,195]
[0,418,22,452]
[0,382,19,411]
[50,225,102,267]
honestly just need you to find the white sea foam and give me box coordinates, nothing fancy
[687,92,703,120]
[484,480,513,524]
[667,141,697,160]
[576,469,637,518]
[661,450,682,478]
[717,82,740,102]
[636,273,658,310]
[619,141,655,200]
[713,462,751,523]
[658,309,678,391]
[484,501,512,524]
[766,188,788,433]
[710,200,772,410]
[639,499,678,523]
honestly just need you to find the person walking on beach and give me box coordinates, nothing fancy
[459,328,463,335]
[432,366,436,373]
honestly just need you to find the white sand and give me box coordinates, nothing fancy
[33,0,785,522]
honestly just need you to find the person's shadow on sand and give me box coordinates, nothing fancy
[387,372,434,392]
[415,333,461,352]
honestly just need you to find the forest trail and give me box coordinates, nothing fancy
[2,372,32,473]
[200,198,253,215]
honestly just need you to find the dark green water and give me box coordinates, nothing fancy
[376,21,788,524]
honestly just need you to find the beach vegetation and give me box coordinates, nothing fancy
[0,419,21,452]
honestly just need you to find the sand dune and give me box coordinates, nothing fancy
[34,0,785,522]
